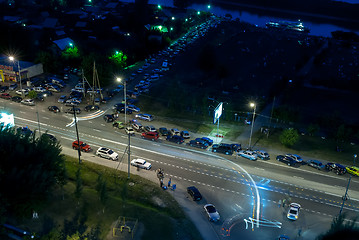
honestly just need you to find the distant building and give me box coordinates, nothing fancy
[0,56,43,83]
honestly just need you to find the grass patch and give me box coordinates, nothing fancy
[17,156,202,240]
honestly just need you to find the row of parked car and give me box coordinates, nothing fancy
[275,154,359,176]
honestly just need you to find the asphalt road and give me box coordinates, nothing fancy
[2,95,359,240]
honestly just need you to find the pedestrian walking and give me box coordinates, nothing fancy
[168,178,171,187]
[282,199,286,207]
[278,199,282,208]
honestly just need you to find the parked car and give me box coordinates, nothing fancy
[181,130,190,139]
[276,155,297,166]
[84,105,100,112]
[113,121,124,129]
[159,127,169,136]
[201,137,213,146]
[17,126,33,136]
[187,139,208,149]
[187,186,202,201]
[166,135,184,144]
[72,140,91,152]
[0,93,12,99]
[286,154,303,163]
[42,133,57,142]
[287,203,301,221]
[204,204,220,222]
[0,86,9,92]
[306,159,325,170]
[211,144,233,155]
[135,113,153,121]
[230,144,242,152]
[48,106,60,113]
[21,99,35,106]
[16,89,29,96]
[127,104,140,112]
[65,108,81,114]
[116,107,133,114]
[255,150,270,160]
[9,83,18,90]
[346,166,359,176]
[103,114,115,123]
[96,147,118,161]
[11,96,22,102]
[65,98,81,106]
[130,158,152,170]
[142,131,159,141]
[238,150,258,160]
[170,128,180,136]
[326,163,346,175]
[33,87,46,92]
[125,126,135,135]
[144,125,156,132]
[132,122,143,132]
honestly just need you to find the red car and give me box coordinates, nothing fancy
[141,131,159,141]
[72,140,91,152]
[0,93,11,99]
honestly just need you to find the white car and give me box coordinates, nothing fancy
[125,126,135,135]
[287,203,301,220]
[21,99,35,106]
[135,113,153,121]
[170,128,180,135]
[286,154,303,163]
[16,89,29,96]
[96,147,118,161]
[255,150,270,160]
[238,150,258,160]
[33,87,46,92]
[127,104,140,112]
[204,204,220,222]
[130,158,152,170]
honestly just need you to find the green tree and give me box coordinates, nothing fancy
[316,213,359,240]
[28,90,37,99]
[109,50,127,68]
[96,174,108,213]
[279,128,299,148]
[336,124,352,143]
[74,167,83,203]
[307,123,320,136]
[0,126,66,217]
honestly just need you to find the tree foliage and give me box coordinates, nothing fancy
[317,213,359,240]
[0,126,66,217]
[279,128,299,148]
[109,50,127,68]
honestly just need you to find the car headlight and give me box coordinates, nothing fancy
[295,215,298,219]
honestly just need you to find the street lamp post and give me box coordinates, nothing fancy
[248,102,256,150]
[117,78,127,125]
[9,56,23,98]
[117,77,130,179]
[354,154,357,166]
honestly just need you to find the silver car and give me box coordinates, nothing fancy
[204,204,220,222]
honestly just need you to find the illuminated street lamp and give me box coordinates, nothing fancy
[117,77,131,179]
[116,77,127,125]
[207,5,211,9]
[9,56,23,97]
[171,16,175,20]
[248,102,256,150]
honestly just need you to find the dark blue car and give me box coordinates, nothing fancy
[166,135,184,144]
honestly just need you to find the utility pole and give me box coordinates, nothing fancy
[339,176,351,215]
[127,133,131,179]
[73,105,81,164]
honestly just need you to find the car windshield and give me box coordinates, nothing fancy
[81,143,87,147]
[108,150,114,154]
[289,209,297,214]
[206,206,216,213]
